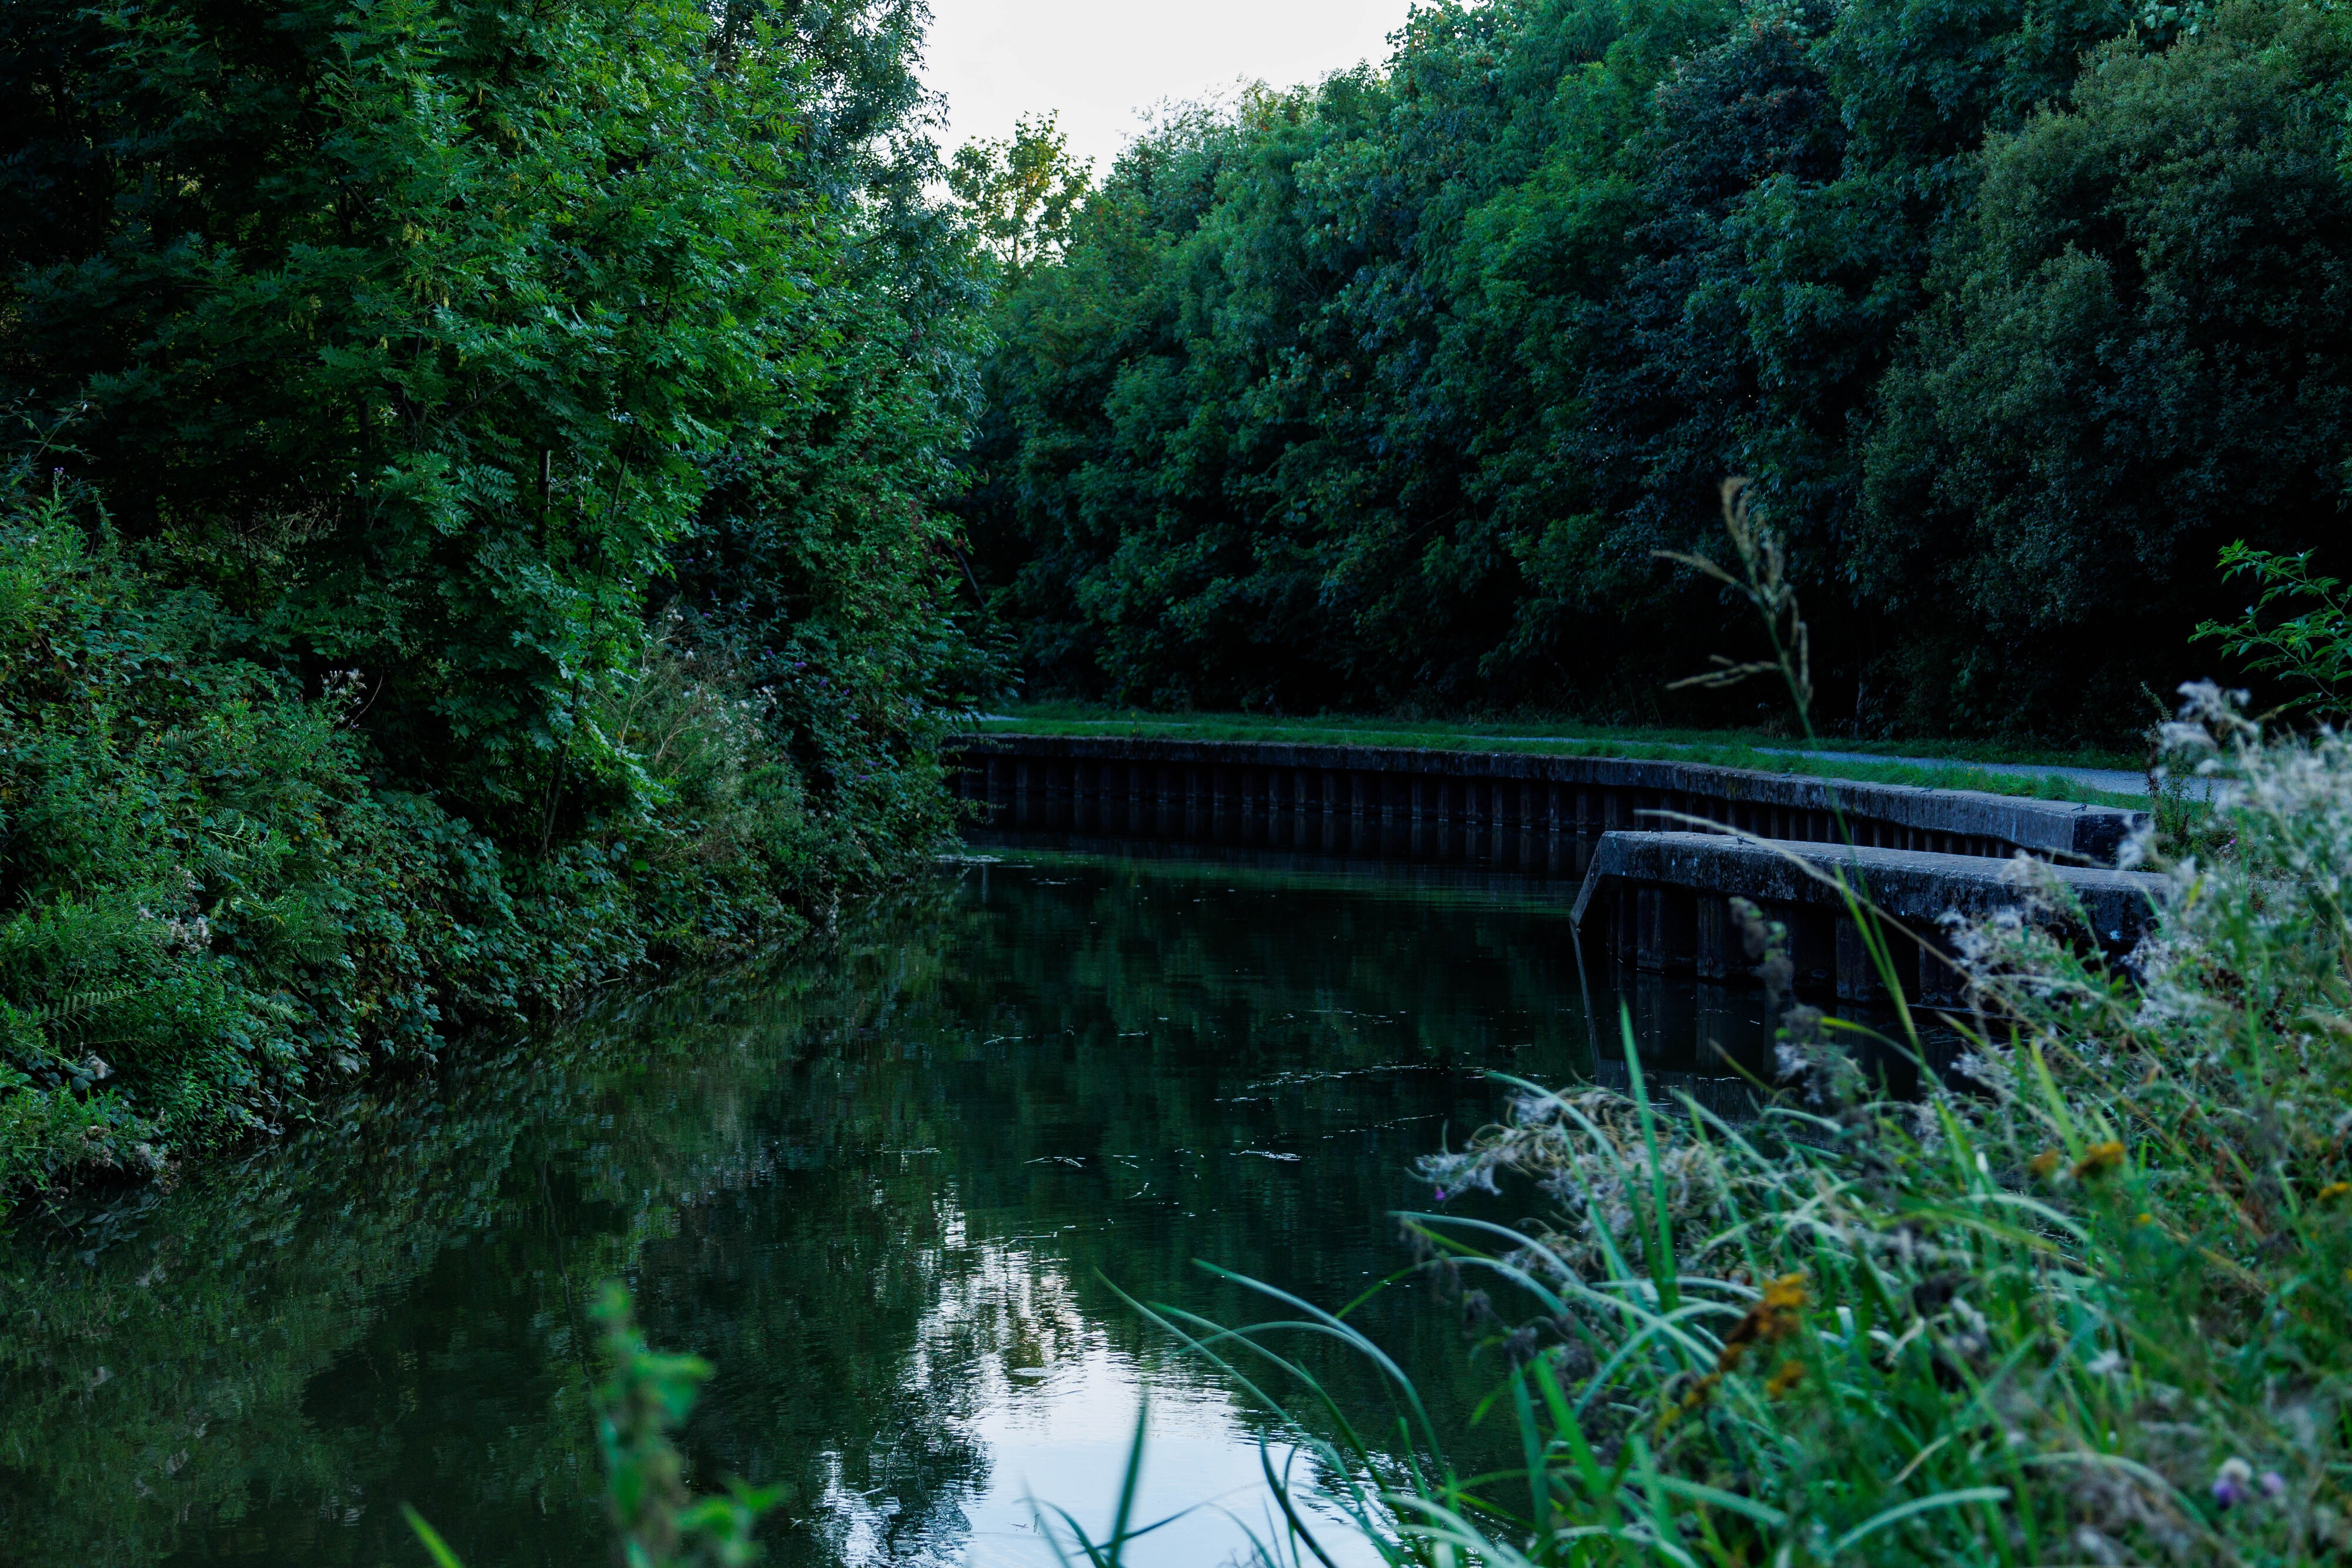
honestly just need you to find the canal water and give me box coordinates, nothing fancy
[0,845,1775,1568]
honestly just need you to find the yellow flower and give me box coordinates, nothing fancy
[1765,1359,1806,1398]
[2319,1181,2351,1203]
[2029,1149,2063,1180]
[1661,1370,1723,1430]
[1666,1273,1812,1430]
[2072,1141,2126,1180]
[1718,1275,1809,1372]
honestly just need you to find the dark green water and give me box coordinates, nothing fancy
[0,848,1772,1567]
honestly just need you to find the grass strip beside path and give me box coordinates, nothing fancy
[964,706,2154,811]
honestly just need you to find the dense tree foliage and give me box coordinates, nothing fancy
[0,0,986,1190]
[961,0,2352,739]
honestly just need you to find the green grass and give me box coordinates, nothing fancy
[965,704,2153,811]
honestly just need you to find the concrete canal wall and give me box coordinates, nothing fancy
[946,733,2148,865]
[1571,830,2167,1006]
[950,734,2166,1010]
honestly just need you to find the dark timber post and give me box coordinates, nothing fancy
[1835,918,1875,1003]
[1788,907,1835,996]
[1637,887,1697,974]
[1696,982,1740,1076]
[1696,896,1732,981]
[1919,939,1967,1008]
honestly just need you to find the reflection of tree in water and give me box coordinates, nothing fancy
[631,1150,1001,1565]
[798,1241,1099,1566]
[0,856,1594,1566]
[649,857,1593,1547]
[0,920,957,1568]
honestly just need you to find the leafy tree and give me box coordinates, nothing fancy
[0,0,986,1189]
[4,0,814,818]
[949,113,1094,280]
[1860,0,2352,732]
[960,0,2352,740]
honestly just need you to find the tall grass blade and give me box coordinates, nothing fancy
[1618,1007,1679,1312]
[1825,1486,2012,1556]
[402,1506,466,1568]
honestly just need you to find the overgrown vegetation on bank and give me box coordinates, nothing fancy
[1050,688,2352,1566]
[958,0,2352,741]
[0,0,990,1199]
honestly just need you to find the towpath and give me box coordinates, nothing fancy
[973,717,2191,803]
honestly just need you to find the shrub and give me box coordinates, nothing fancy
[0,460,865,1198]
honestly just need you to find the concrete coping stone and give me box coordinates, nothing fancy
[1569,830,2169,948]
[949,732,2149,861]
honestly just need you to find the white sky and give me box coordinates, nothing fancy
[922,0,1421,175]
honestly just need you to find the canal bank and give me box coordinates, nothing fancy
[0,848,1653,1568]
[0,747,2176,1567]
